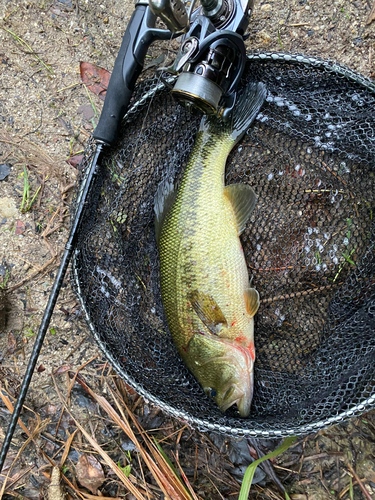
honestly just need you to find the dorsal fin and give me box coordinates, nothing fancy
[154,179,177,244]
[224,184,257,235]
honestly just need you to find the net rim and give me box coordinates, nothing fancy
[72,50,375,437]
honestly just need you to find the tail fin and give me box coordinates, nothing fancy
[200,82,267,143]
[230,82,267,142]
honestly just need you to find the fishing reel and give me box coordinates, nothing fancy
[150,0,255,116]
[93,0,255,145]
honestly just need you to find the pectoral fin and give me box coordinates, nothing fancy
[224,184,257,235]
[244,288,260,317]
[188,290,228,335]
[154,178,177,244]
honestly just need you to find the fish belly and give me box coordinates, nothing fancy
[160,177,252,355]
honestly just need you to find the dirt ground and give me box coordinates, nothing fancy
[0,0,375,499]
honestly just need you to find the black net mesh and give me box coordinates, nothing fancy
[72,52,375,437]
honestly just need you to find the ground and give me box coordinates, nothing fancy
[0,0,375,499]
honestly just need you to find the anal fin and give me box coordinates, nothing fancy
[224,184,257,235]
[188,290,228,335]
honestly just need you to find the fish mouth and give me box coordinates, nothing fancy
[218,366,254,417]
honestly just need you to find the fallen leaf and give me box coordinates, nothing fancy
[123,382,138,397]
[367,0,375,24]
[76,455,105,494]
[7,332,16,354]
[53,364,72,375]
[66,155,83,168]
[80,62,111,100]
[15,220,25,235]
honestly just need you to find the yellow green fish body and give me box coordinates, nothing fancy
[155,83,266,416]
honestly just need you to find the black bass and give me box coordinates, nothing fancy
[155,83,266,416]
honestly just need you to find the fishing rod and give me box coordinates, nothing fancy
[0,0,255,472]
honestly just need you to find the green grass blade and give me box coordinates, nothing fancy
[239,436,297,500]
[349,476,354,500]
[153,438,181,480]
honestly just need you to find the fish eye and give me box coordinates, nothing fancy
[210,389,217,397]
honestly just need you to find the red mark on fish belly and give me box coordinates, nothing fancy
[235,335,246,343]
[231,320,236,327]
[248,341,255,361]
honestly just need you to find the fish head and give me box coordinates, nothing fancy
[187,333,254,417]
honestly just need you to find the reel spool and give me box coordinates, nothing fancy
[73,52,375,438]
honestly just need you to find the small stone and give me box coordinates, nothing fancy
[77,103,95,121]
[0,198,17,218]
[260,3,272,11]
[257,30,272,44]
[0,164,11,181]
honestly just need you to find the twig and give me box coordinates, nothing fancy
[12,255,42,272]
[8,256,56,292]
[66,355,99,406]
[60,429,79,467]
[57,82,81,92]
[287,22,311,26]
[51,376,147,500]
[261,283,342,304]
[346,463,372,500]
[366,0,375,24]
[303,452,344,461]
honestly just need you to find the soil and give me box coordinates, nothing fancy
[0,0,375,499]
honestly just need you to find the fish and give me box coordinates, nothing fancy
[155,82,266,417]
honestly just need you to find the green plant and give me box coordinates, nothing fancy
[277,29,283,49]
[117,461,131,477]
[0,269,9,289]
[24,328,36,338]
[2,27,53,74]
[238,436,297,500]
[20,166,46,212]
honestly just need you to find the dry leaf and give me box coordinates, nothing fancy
[15,220,25,235]
[66,155,83,168]
[53,364,72,375]
[7,332,16,354]
[367,0,375,24]
[76,455,105,494]
[80,62,111,100]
